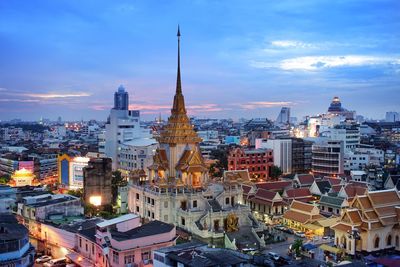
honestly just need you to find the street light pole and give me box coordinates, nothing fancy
[348,227,360,259]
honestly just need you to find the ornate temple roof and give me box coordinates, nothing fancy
[157,27,202,145]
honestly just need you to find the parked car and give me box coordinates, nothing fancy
[283,228,294,234]
[276,256,291,266]
[295,231,306,238]
[268,252,280,261]
[43,258,67,267]
[36,255,52,263]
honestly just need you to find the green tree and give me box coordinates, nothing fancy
[112,171,127,204]
[292,239,303,257]
[84,203,98,217]
[209,148,229,177]
[0,174,11,184]
[67,188,83,198]
[270,165,283,179]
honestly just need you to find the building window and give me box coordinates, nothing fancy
[164,201,168,208]
[164,215,168,221]
[79,237,82,247]
[112,251,119,264]
[193,200,197,208]
[374,236,380,248]
[151,212,154,219]
[147,210,150,217]
[124,254,134,264]
[225,197,229,205]
[136,193,139,200]
[142,251,150,261]
[136,206,139,212]
[151,199,155,206]
[387,235,392,246]
[154,253,164,263]
[181,217,185,225]
[85,243,88,251]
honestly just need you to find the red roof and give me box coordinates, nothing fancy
[255,189,277,200]
[242,185,252,195]
[285,188,311,198]
[296,174,315,185]
[344,184,368,198]
[331,184,343,193]
[256,181,292,191]
[323,177,342,185]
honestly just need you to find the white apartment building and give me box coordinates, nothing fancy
[312,140,344,177]
[329,124,360,153]
[257,138,292,174]
[118,138,158,177]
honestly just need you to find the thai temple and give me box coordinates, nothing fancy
[128,27,261,243]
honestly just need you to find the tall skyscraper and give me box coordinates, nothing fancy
[114,85,129,110]
[275,107,290,126]
[385,111,399,122]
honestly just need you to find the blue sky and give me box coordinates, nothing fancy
[0,0,399,121]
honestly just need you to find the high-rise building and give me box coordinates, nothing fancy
[312,140,344,177]
[385,111,399,122]
[327,96,355,119]
[275,107,290,126]
[83,158,112,206]
[256,137,312,174]
[330,124,360,153]
[114,85,129,110]
[104,87,142,170]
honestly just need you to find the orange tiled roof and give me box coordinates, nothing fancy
[369,190,400,206]
[256,181,292,191]
[285,188,311,198]
[370,221,384,230]
[347,210,362,224]
[364,211,379,220]
[332,223,353,233]
[291,200,315,213]
[357,196,373,210]
[380,216,399,226]
[283,210,310,224]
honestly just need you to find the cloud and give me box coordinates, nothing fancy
[280,55,400,71]
[238,101,294,110]
[271,40,314,49]
[0,98,40,103]
[22,92,91,98]
[251,55,400,71]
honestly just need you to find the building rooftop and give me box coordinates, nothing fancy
[110,220,174,241]
[96,213,138,228]
[0,214,28,241]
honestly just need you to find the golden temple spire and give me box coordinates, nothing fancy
[172,25,186,114]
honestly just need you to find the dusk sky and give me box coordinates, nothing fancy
[0,0,399,121]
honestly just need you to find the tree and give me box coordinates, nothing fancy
[67,188,83,198]
[84,203,98,217]
[292,238,303,257]
[270,165,283,179]
[0,174,11,184]
[111,171,127,204]
[209,148,229,177]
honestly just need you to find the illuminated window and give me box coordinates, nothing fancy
[89,196,102,206]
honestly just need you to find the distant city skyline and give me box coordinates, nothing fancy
[0,0,399,121]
